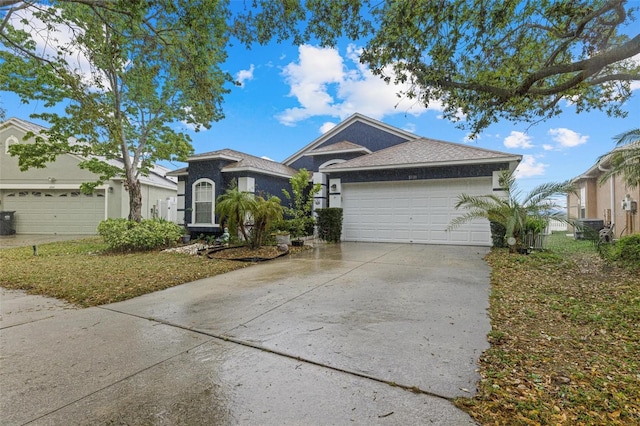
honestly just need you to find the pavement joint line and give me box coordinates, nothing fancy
[98,308,457,404]
[98,243,459,406]
[21,339,213,425]
[0,315,58,330]
[224,244,406,335]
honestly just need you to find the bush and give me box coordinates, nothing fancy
[608,234,640,270]
[98,218,182,252]
[316,208,343,243]
[490,221,506,248]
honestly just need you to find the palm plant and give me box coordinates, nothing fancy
[449,170,575,250]
[215,187,257,243]
[598,128,640,189]
[250,195,284,249]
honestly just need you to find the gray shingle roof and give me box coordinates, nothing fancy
[189,148,297,177]
[305,141,371,155]
[322,138,520,171]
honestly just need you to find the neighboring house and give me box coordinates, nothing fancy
[172,113,522,246]
[0,117,178,235]
[568,148,639,237]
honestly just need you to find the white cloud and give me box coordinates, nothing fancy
[542,144,554,151]
[276,44,436,126]
[503,131,533,149]
[514,155,547,178]
[628,53,640,91]
[548,128,588,148]
[235,64,255,88]
[261,155,274,161]
[319,122,337,134]
[403,123,417,133]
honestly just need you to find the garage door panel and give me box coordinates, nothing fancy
[342,179,491,246]
[2,190,104,234]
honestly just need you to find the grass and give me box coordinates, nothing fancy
[456,232,640,425]
[0,238,256,307]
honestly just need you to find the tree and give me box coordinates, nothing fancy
[599,128,640,188]
[236,0,640,137]
[215,187,257,244]
[281,168,321,239]
[0,0,232,221]
[215,187,283,249]
[449,170,575,250]
[250,195,284,249]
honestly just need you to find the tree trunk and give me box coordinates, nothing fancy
[127,176,143,222]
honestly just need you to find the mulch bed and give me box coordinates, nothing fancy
[206,244,311,261]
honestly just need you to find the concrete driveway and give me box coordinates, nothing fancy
[0,242,491,425]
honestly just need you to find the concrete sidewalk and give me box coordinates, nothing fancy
[0,243,490,425]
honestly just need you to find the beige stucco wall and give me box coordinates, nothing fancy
[569,174,639,237]
[1,124,103,187]
[1,120,177,232]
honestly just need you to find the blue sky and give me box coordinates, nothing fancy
[2,9,639,197]
[183,39,639,196]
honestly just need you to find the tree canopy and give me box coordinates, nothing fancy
[599,128,640,188]
[0,0,232,220]
[235,0,640,137]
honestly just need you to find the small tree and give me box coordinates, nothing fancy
[449,170,575,251]
[215,187,283,249]
[216,187,256,243]
[250,195,284,249]
[282,169,321,240]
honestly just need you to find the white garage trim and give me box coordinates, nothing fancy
[341,178,491,246]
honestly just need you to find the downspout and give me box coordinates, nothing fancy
[598,164,615,229]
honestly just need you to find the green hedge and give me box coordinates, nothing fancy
[609,234,640,270]
[316,208,343,243]
[98,218,182,252]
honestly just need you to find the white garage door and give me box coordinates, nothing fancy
[2,189,105,234]
[342,178,491,246]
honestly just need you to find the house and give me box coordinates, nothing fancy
[172,113,522,246]
[0,117,178,235]
[568,147,639,237]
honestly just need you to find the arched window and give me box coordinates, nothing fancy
[5,135,18,155]
[192,179,215,225]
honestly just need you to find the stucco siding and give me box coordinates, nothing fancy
[328,163,508,184]
[288,121,411,170]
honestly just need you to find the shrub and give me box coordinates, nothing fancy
[609,234,640,270]
[98,218,182,252]
[316,208,343,243]
[490,221,506,248]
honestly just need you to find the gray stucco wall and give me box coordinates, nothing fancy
[327,163,510,184]
[182,160,293,235]
[289,121,411,170]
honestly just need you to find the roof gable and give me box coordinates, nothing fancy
[304,140,372,156]
[321,138,522,172]
[189,148,297,178]
[1,118,176,189]
[283,113,417,166]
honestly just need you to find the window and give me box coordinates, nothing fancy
[192,179,215,224]
[4,135,18,155]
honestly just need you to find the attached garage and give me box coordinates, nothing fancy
[342,178,492,246]
[1,189,106,234]
[319,136,522,247]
